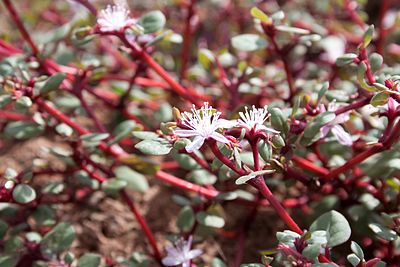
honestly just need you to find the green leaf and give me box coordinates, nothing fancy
[4,121,44,139]
[211,258,228,267]
[114,166,149,193]
[240,264,264,267]
[0,220,8,239]
[317,82,329,103]
[303,244,321,259]
[269,108,288,137]
[138,11,166,34]
[258,140,272,162]
[196,211,225,228]
[13,184,36,204]
[40,73,66,94]
[15,96,32,109]
[363,25,374,48]
[301,112,336,146]
[0,256,18,267]
[187,169,217,185]
[350,241,364,260]
[336,53,357,67]
[55,123,73,137]
[235,170,275,185]
[275,25,310,34]
[80,133,109,142]
[176,206,195,232]
[132,131,159,140]
[101,178,127,194]
[250,7,270,23]
[77,253,101,267]
[309,210,351,247]
[40,223,75,258]
[347,253,361,267]
[368,223,398,241]
[135,139,172,155]
[369,53,383,72]
[370,92,390,107]
[0,95,12,108]
[32,205,56,226]
[231,34,268,52]
[198,49,215,69]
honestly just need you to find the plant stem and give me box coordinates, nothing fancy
[208,141,246,176]
[180,0,196,80]
[292,156,329,176]
[2,0,39,55]
[247,177,303,234]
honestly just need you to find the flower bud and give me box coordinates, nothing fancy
[272,134,285,148]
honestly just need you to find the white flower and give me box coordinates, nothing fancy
[162,236,202,267]
[174,102,236,153]
[97,5,136,32]
[238,105,279,133]
[320,101,353,146]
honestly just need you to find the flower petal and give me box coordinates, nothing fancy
[174,129,198,137]
[209,132,230,144]
[185,136,205,153]
[331,125,353,146]
[162,256,182,266]
[187,249,203,259]
[320,125,331,138]
[216,119,237,129]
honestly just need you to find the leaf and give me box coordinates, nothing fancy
[40,223,75,258]
[240,264,264,267]
[336,53,358,67]
[211,258,228,267]
[176,206,195,232]
[198,49,215,69]
[368,223,398,241]
[0,95,12,108]
[187,169,217,185]
[370,92,390,107]
[0,220,8,239]
[347,253,361,267]
[13,184,37,204]
[4,121,44,140]
[350,241,364,260]
[138,11,166,34]
[275,25,310,34]
[114,166,149,193]
[250,7,270,23]
[231,34,268,52]
[77,253,101,267]
[235,170,275,185]
[80,133,109,142]
[309,210,351,247]
[32,205,55,226]
[0,256,18,267]
[363,25,374,48]
[135,139,172,155]
[132,131,160,140]
[119,154,160,175]
[196,211,225,228]
[109,120,137,145]
[40,73,66,94]
[269,108,288,136]
[303,244,321,259]
[101,179,127,194]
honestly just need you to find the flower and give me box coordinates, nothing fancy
[237,105,279,133]
[162,236,202,267]
[320,101,353,146]
[97,5,136,32]
[174,102,236,153]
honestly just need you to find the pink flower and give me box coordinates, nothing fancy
[97,5,136,32]
[162,236,202,267]
[174,102,236,153]
[320,101,353,146]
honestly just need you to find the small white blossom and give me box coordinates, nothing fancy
[320,101,353,146]
[238,105,279,133]
[97,5,136,32]
[162,236,202,267]
[174,102,236,153]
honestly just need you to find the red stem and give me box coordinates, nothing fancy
[247,177,303,234]
[292,156,329,176]
[376,0,390,55]
[180,0,196,80]
[2,0,40,55]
